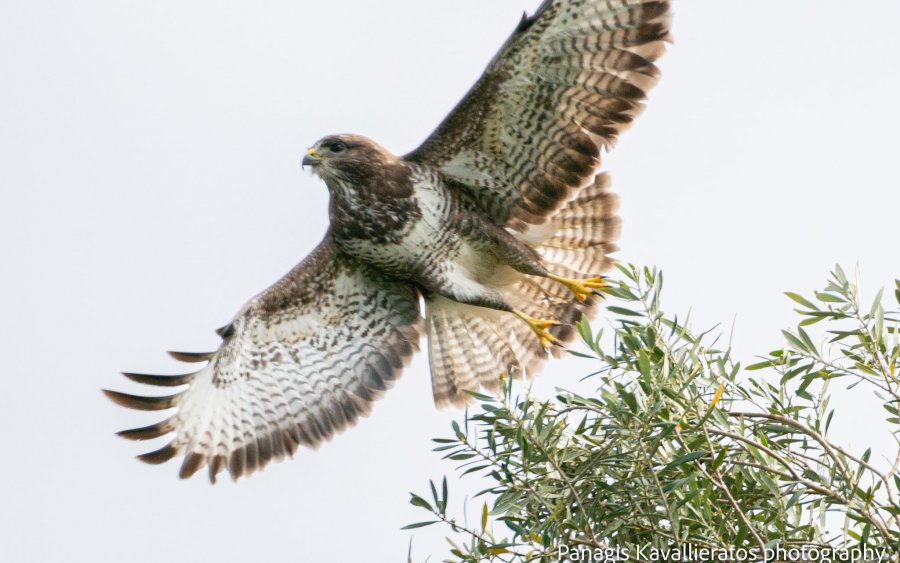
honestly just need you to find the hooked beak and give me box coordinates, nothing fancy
[302,148,323,168]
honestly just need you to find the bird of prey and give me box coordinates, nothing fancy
[105,0,671,482]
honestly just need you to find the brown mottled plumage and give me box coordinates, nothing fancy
[105,0,670,482]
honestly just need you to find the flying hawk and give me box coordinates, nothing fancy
[105,0,671,482]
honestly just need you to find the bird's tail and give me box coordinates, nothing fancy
[529,172,620,280]
[426,173,620,408]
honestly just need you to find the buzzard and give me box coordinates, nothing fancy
[105,0,671,482]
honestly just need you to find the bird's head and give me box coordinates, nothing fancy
[302,134,400,186]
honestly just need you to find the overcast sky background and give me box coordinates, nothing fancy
[2,1,899,561]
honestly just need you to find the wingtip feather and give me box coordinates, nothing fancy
[179,452,206,480]
[103,389,182,411]
[121,371,195,387]
[167,351,214,363]
[137,443,179,465]
[117,418,174,441]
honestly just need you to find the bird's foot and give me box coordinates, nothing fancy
[547,274,606,302]
[513,310,561,350]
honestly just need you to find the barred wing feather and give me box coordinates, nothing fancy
[105,239,423,482]
[406,0,671,231]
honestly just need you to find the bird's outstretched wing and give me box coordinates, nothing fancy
[406,0,671,231]
[105,239,423,482]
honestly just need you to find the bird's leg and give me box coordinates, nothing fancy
[545,273,606,302]
[420,271,563,350]
[512,309,561,350]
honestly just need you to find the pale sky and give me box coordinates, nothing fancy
[2,1,899,561]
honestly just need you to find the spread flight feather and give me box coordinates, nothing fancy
[106,0,670,482]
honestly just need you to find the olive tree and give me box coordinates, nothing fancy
[407,265,900,562]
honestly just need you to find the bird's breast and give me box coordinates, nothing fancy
[329,173,462,282]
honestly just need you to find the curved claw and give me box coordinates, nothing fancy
[539,332,561,350]
[547,274,607,302]
[513,310,562,351]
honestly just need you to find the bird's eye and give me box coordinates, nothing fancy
[329,141,348,153]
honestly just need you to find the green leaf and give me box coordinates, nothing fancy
[664,451,707,471]
[815,291,845,303]
[638,350,652,379]
[834,264,848,284]
[429,479,439,509]
[709,450,728,473]
[662,474,697,493]
[785,292,817,310]
[409,494,432,511]
[607,306,643,317]
[401,521,438,530]
[463,390,495,402]
[567,349,597,359]
[615,383,639,412]
[782,330,811,353]
[797,327,817,354]
[461,464,490,476]
[869,288,885,317]
[576,319,593,347]
[799,315,828,327]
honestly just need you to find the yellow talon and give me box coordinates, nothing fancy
[513,310,561,350]
[547,274,606,302]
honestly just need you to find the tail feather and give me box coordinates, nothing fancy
[541,244,618,278]
[426,172,620,407]
[427,300,530,407]
[536,172,620,277]
[445,313,478,394]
